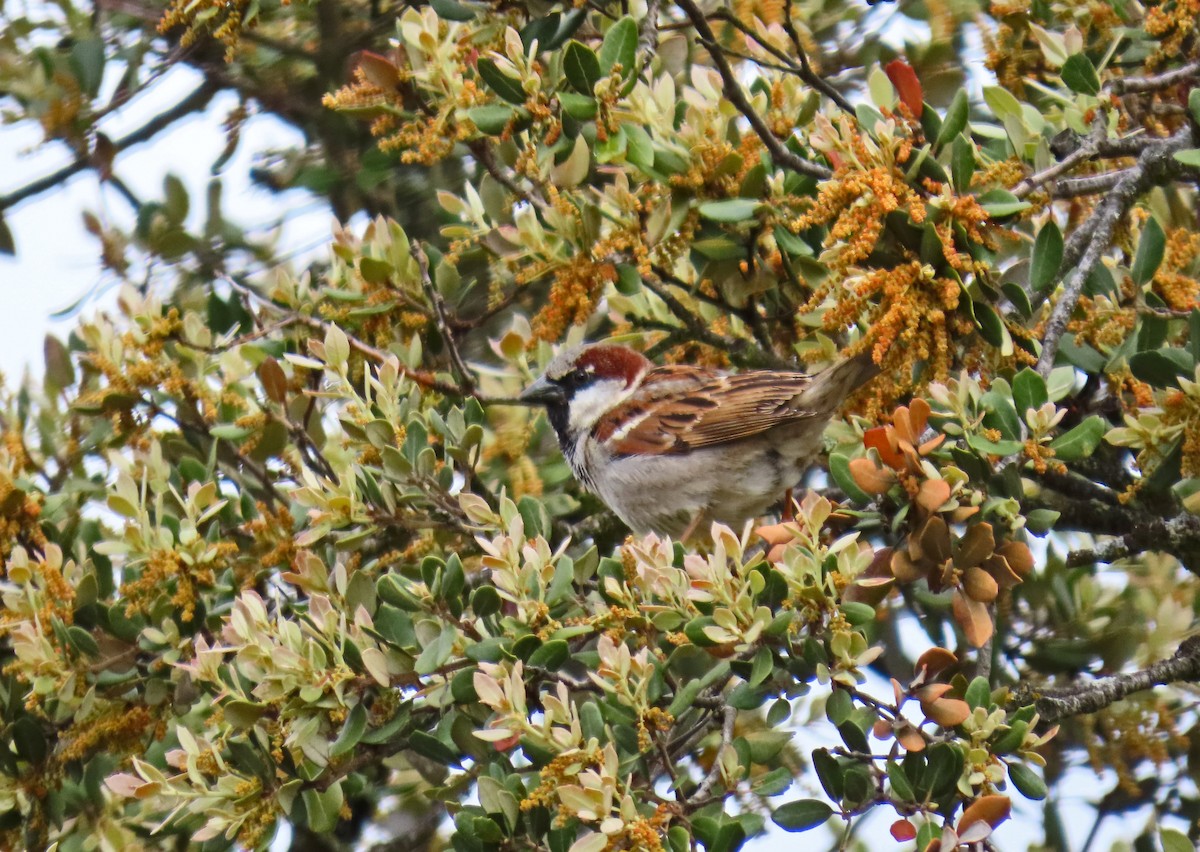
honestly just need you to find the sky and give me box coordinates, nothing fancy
[0,64,335,383]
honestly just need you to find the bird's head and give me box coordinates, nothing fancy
[520,344,650,438]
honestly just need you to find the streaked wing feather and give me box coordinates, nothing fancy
[599,368,820,455]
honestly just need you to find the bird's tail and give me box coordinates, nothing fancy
[799,353,880,412]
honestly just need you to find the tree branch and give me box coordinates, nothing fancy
[1034,126,1195,377]
[0,80,221,213]
[1108,60,1200,94]
[1034,636,1200,723]
[685,705,737,806]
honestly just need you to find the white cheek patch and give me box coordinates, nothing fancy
[568,379,631,434]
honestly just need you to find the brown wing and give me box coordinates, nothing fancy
[594,367,820,456]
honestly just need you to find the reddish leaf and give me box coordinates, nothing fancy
[924,696,970,727]
[91,133,116,181]
[357,50,400,90]
[885,59,924,118]
[890,819,918,842]
[962,566,999,603]
[916,478,951,512]
[258,357,288,405]
[864,426,905,469]
[492,733,521,752]
[956,522,995,569]
[849,456,896,494]
[890,549,924,583]
[952,588,994,647]
[958,794,1012,835]
[895,721,926,752]
[915,646,958,681]
[915,683,952,703]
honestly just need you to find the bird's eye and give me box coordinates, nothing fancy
[572,367,589,383]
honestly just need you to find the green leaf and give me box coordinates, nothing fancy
[749,646,774,687]
[976,189,1031,218]
[1173,149,1200,167]
[692,236,747,260]
[751,767,793,797]
[1025,508,1060,535]
[924,743,963,795]
[599,16,638,78]
[973,301,1007,348]
[887,761,914,802]
[811,748,844,800]
[1012,368,1048,413]
[1007,762,1047,800]
[471,584,502,617]
[624,124,654,171]
[1191,88,1200,125]
[1132,216,1166,286]
[698,199,761,222]
[359,257,392,284]
[430,0,477,21]
[476,58,527,104]
[163,175,189,224]
[1061,54,1101,95]
[527,639,570,669]
[69,37,106,97]
[964,676,991,710]
[377,574,422,611]
[1048,415,1106,461]
[224,699,268,730]
[301,783,344,833]
[936,89,969,150]
[408,730,460,765]
[67,625,100,657]
[330,703,368,757]
[771,799,833,832]
[558,91,597,120]
[841,602,875,626]
[950,134,975,194]
[828,452,872,504]
[467,105,523,135]
[1162,828,1193,852]
[1030,221,1063,292]
[563,40,602,94]
[983,86,1022,123]
[1129,348,1194,389]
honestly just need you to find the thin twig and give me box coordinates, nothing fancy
[468,141,550,211]
[1035,126,1195,376]
[674,0,832,181]
[413,241,477,395]
[638,0,662,56]
[685,705,737,806]
[781,0,854,113]
[1,81,220,213]
[1033,636,1200,723]
[641,275,791,368]
[1065,538,1132,567]
[1108,60,1200,94]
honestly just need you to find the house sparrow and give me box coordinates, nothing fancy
[519,343,879,538]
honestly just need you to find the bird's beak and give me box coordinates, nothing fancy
[519,375,564,405]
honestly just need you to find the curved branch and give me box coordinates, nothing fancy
[0,81,221,213]
[1035,636,1200,723]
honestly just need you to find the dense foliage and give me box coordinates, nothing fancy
[3,0,1200,849]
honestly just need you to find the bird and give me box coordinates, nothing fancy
[519,343,879,538]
